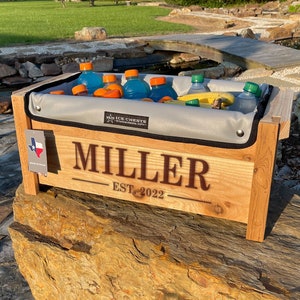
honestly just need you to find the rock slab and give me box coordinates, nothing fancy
[74,27,107,41]
[9,183,300,299]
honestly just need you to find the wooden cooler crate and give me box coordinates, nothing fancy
[11,73,294,242]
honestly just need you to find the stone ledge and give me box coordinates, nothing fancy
[9,183,300,299]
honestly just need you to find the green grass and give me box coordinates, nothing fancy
[0,0,193,47]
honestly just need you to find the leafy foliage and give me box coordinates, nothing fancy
[164,0,268,8]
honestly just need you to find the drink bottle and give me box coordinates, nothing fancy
[77,62,103,95]
[72,84,88,96]
[229,82,260,114]
[103,74,119,87]
[148,76,178,102]
[49,90,65,95]
[123,69,150,99]
[103,74,123,97]
[188,74,209,94]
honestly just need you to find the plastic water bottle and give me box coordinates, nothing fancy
[148,76,178,102]
[77,62,104,95]
[188,74,209,94]
[123,69,150,99]
[229,82,260,114]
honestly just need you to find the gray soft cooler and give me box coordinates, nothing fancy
[25,74,271,149]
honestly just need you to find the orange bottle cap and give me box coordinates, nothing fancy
[103,74,117,83]
[94,88,108,97]
[72,84,88,95]
[50,90,65,95]
[79,62,93,71]
[124,69,139,78]
[106,83,124,97]
[103,89,122,98]
[150,77,166,86]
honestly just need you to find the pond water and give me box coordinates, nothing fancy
[114,58,219,75]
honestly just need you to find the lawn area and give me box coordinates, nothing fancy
[0,0,192,47]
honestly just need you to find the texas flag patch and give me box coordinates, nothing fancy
[28,137,44,158]
[25,130,48,175]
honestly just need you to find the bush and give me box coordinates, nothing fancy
[164,0,269,8]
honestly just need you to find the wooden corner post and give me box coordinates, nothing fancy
[246,120,280,242]
[11,93,39,195]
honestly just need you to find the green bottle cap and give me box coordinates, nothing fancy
[191,74,204,83]
[185,99,200,106]
[243,82,260,94]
